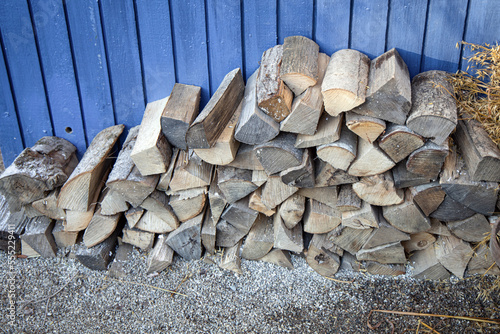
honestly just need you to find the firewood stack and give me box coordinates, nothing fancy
[1,36,499,279]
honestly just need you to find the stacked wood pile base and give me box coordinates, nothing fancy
[1,36,499,280]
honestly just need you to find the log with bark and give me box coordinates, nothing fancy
[217,166,257,203]
[168,187,207,222]
[314,160,359,187]
[316,123,357,171]
[166,212,205,260]
[279,148,315,188]
[21,216,57,258]
[352,172,404,206]
[255,132,304,175]
[345,112,386,143]
[306,233,340,277]
[382,189,430,233]
[378,124,425,163]
[295,113,342,149]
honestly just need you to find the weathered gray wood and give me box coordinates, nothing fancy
[341,200,379,229]
[295,113,343,149]
[410,183,445,216]
[430,195,476,222]
[454,115,500,182]
[51,220,78,248]
[336,185,362,212]
[168,187,207,222]
[427,218,452,236]
[226,143,264,171]
[161,83,201,150]
[317,123,357,171]
[75,228,119,271]
[83,207,121,248]
[435,235,472,279]
[259,249,294,269]
[131,97,172,175]
[261,175,298,210]
[31,189,66,220]
[306,233,340,277]
[99,190,129,217]
[406,140,449,180]
[248,188,276,217]
[279,148,315,188]
[382,189,430,233]
[348,138,395,177]
[137,191,178,233]
[251,170,268,187]
[217,166,257,203]
[364,262,406,276]
[156,148,179,192]
[58,127,121,212]
[298,186,338,208]
[352,48,412,124]
[467,243,500,276]
[122,224,155,250]
[339,251,362,272]
[169,150,213,192]
[216,219,248,248]
[345,112,386,143]
[280,36,319,96]
[124,207,144,229]
[322,49,370,116]
[147,234,174,274]
[363,215,410,250]
[278,193,305,229]
[208,173,227,226]
[401,232,436,253]
[201,208,216,254]
[447,214,491,242]
[406,70,457,145]
[357,242,406,264]
[221,196,259,233]
[392,160,431,189]
[280,52,329,134]
[166,212,204,260]
[352,172,404,206]
[23,203,44,218]
[187,68,245,148]
[0,136,77,209]
[220,240,243,275]
[21,216,57,257]
[273,213,303,253]
[378,124,425,163]
[21,239,40,257]
[64,205,95,232]
[327,225,373,255]
[315,160,359,187]
[410,245,450,280]
[256,45,293,122]
[241,214,274,260]
[254,132,304,175]
[303,198,342,234]
[108,243,134,279]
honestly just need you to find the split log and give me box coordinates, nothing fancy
[378,124,425,163]
[241,214,274,260]
[348,138,395,177]
[108,243,133,278]
[410,183,446,216]
[303,198,342,234]
[137,191,179,233]
[406,70,457,145]
[75,228,119,271]
[315,160,358,187]
[99,190,129,217]
[279,148,315,188]
[339,252,362,272]
[166,212,204,260]
[21,240,40,258]
[58,125,124,211]
[306,233,340,277]
[83,207,121,248]
[216,219,247,248]
[454,115,500,182]
[280,52,329,134]
[124,207,144,229]
[156,148,179,192]
[278,193,305,229]
[131,97,172,175]
[316,123,357,171]
[201,209,216,254]
[298,186,338,208]
[31,189,66,220]
[322,49,370,116]
[364,262,406,276]
[51,220,79,248]
[363,216,410,249]
[336,185,362,212]
[357,242,406,264]
[427,218,452,236]
[341,201,379,229]
[208,172,227,223]
[122,224,155,250]
[187,68,245,148]
[23,203,43,218]
[220,240,243,275]
[435,235,472,279]
[446,214,491,243]
[392,160,431,189]
[352,172,404,206]
[467,243,500,276]
[401,232,436,253]
[273,213,303,253]
[0,136,77,209]
[256,45,293,121]
[261,175,299,210]
[21,216,57,257]
[382,189,430,233]
[280,36,319,96]
[64,205,95,232]
[295,113,342,149]
[327,226,373,255]
[248,188,276,216]
[430,195,476,222]
[221,196,259,234]
[226,144,264,171]
[254,132,304,175]
[351,48,412,124]
[168,187,207,222]
[217,166,257,203]
[161,83,201,150]
[259,249,294,269]
[406,140,448,180]
[345,112,386,143]
[252,170,268,187]
[169,150,213,192]
[146,234,174,274]
[410,245,450,280]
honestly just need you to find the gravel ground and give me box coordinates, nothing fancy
[1,245,499,334]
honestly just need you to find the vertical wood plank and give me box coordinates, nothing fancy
[0,45,23,166]
[135,0,176,102]
[420,0,468,72]
[350,0,389,59]
[461,0,500,71]
[314,0,350,55]
[278,0,314,44]
[386,0,428,78]
[65,0,115,143]
[30,0,87,156]
[242,0,278,80]
[170,0,210,106]
[100,0,145,129]
[0,0,53,147]
[206,0,243,95]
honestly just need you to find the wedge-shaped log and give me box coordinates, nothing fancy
[0,137,77,209]
[122,224,154,250]
[410,245,450,280]
[279,193,305,229]
[31,189,66,220]
[336,185,362,212]
[201,209,216,254]
[58,125,124,211]
[221,196,259,234]
[348,139,395,177]
[249,188,276,216]
[83,207,121,248]
[345,112,386,143]
[161,83,201,150]
[99,190,129,217]
[131,97,172,175]
[364,262,406,276]
[303,198,341,234]
[280,52,329,134]
[327,226,373,255]
[166,212,204,260]
[252,170,268,187]
[51,220,78,248]
[226,143,264,171]
[259,249,294,269]
[427,218,452,236]
[392,160,431,189]
[341,201,379,229]
[279,148,315,188]
[317,123,357,171]
[187,68,245,148]
[406,140,448,180]
[208,172,227,223]
[220,240,243,275]
[306,233,340,277]
[382,189,430,233]
[435,235,472,279]
[75,227,120,270]
[402,232,436,253]
[410,183,445,216]
[21,216,57,258]
[169,150,213,192]
[322,49,370,116]
[430,195,476,222]
[137,191,179,233]
[295,113,342,149]
[124,207,144,229]
[298,186,338,208]
[357,242,406,264]
[378,124,425,163]
[21,240,40,258]
[168,187,207,222]
[351,48,411,124]
[467,243,500,276]
[273,213,303,253]
[65,205,95,232]
[216,219,248,248]
[256,45,293,121]
[280,36,319,96]
[241,214,274,260]
[261,175,299,210]
[352,172,404,206]
[156,149,179,192]
[217,166,257,203]
[146,234,174,274]
[255,132,304,175]
[363,216,410,250]
[447,214,490,243]
[315,160,358,187]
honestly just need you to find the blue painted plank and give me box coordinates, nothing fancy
[135,0,176,103]
[0,0,53,147]
[350,0,389,59]
[461,0,500,72]
[0,44,23,166]
[242,0,278,80]
[29,0,87,157]
[278,0,313,44]
[314,0,350,56]
[206,0,243,96]
[420,0,468,73]
[386,0,428,78]
[65,0,115,143]
[100,0,145,128]
[170,0,210,107]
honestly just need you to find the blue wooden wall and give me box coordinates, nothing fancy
[0,0,499,165]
